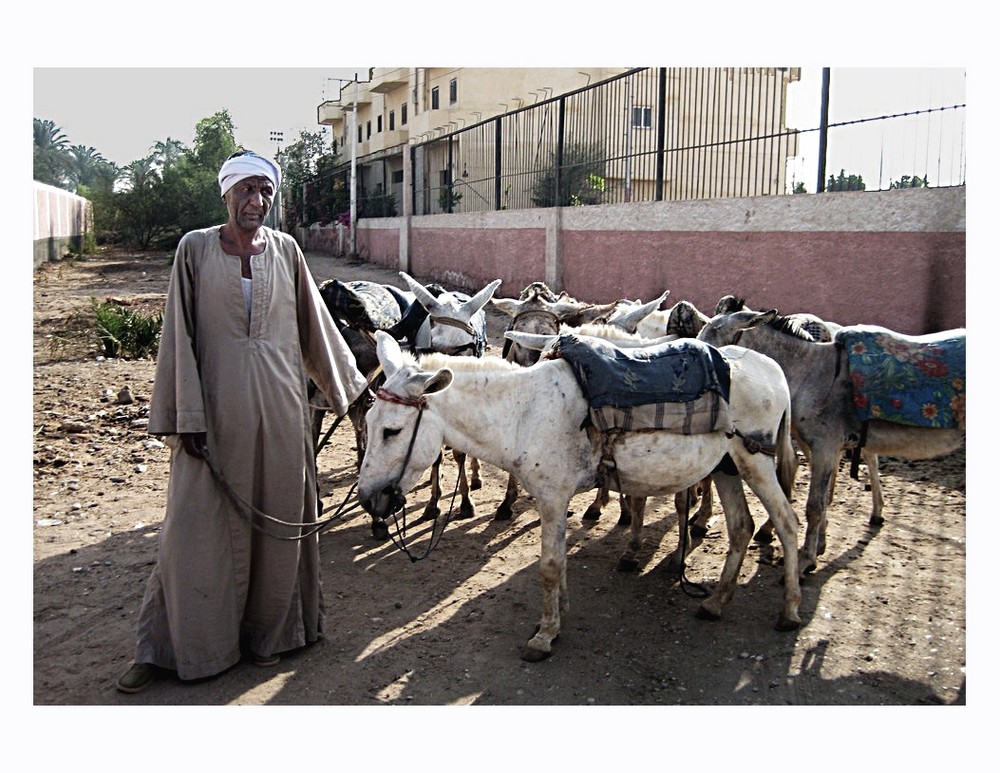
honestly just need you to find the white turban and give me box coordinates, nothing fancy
[218,152,281,196]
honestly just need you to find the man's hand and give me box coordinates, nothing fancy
[180,432,208,459]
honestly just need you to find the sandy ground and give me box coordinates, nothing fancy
[27,249,974,765]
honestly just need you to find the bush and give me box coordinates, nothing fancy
[92,298,163,359]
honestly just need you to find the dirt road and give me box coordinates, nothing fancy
[32,251,966,717]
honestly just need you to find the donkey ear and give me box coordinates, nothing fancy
[751,309,779,328]
[505,331,556,352]
[421,368,454,395]
[490,296,522,318]
[375,330,406,377]
[399,272,441,312]
[462,278,503,318]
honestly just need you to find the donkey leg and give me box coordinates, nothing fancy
[696,472,754,621]
[420,451,444,522]
[739,457,802,630]
[495,473,519,521]
[616,496,647,572]
[616,492,633,526]
[523,502,569,662]
[469,456,482,491]
[801,446,839,573]
[582,482,610,521]
[865,452,885,526]
[689,477,715,536]
[452,450,475,520]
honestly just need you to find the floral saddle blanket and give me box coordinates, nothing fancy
[835,325,966,430]
[549,334,731,434]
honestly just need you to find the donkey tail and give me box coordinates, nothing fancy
[776,410,798,506]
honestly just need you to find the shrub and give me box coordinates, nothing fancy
[92,298,163,359]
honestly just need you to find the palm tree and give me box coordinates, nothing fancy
[67,145,116,192]
[120,156,158,192]
[152,138,185,171]
[33,118,72,188]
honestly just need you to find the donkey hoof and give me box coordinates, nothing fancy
[616,556,639,573]
[690,524,709,538]
[753,529,774,544]
[582,507,601,522]
[615,514,632,527]
[493,504,513,521]
[418,507,440,524]
[695,604,721,621]
[519,645,552,663]
[470,479,482,492]
[775,614,801,632]
[371,520,389,541]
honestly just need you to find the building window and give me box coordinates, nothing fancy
[632,106,653,128]
[449,78,457,105]
[401,102,408,125]
[366,120,371,139]
[377,115,383,133]
[389,110,395,131]
[357,124,362,144]
[392,170,403,184]
[431,86,439,110]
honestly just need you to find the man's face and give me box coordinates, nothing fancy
[225,176,274,231]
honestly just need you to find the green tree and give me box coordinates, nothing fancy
[191,111,238,171]
[281,129,339,225]
[114,156,173,249]
[66,145,117,193]
[152,138,185,171]
[532,142,607,207]
[33,118,72,188]
[825,169,865,192]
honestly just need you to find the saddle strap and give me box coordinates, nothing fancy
[726,427,777,457]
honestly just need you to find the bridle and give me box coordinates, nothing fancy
[372,386,454,562]
[418,315,486,357]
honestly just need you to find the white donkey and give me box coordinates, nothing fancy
[358,331,802,662]
[393,272,501,529]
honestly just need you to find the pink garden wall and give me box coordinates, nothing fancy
[298,186,965,335]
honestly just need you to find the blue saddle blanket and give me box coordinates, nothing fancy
[835,325,966,430]
[552,335,731,434]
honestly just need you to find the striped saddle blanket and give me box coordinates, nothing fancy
[836,325,966,430]
[551,334,731,434]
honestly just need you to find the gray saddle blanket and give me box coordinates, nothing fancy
[552,334,732,434]
[319,279,403,332]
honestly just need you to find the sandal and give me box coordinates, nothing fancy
[252,653,280,667]
[116,663,156,694]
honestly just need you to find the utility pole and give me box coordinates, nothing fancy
[269,131,283,230]
[330,74,361,257]
[350,73,358,258]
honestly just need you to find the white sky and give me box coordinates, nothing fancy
[32,67,364,167]
[32,66,966,193]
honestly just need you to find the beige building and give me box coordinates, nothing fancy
[317,67,799,217]
[318,68,627,215]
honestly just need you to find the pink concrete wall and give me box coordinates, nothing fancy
[359,228,400,270]
[562,230,965,335]
[409,226,546,292]
[294,188,965,335]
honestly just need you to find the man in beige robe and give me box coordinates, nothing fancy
[117,151,368,692]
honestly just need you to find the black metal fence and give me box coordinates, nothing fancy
[322,67,965,220]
